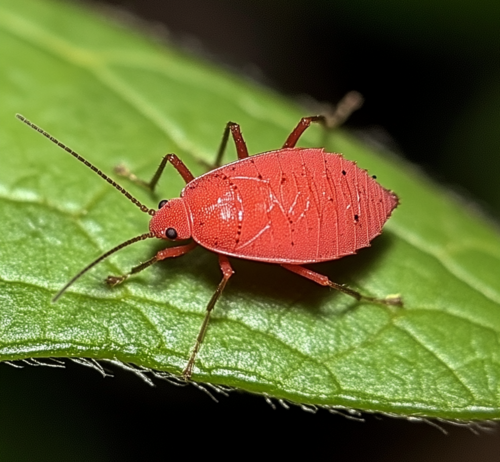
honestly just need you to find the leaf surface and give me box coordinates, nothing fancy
[1,0,500,419]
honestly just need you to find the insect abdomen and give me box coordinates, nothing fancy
[184,148,398,264]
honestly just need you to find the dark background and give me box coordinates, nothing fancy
[2,0,500,460]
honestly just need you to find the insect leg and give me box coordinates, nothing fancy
[282,116,326,149]
[316,92,365,147]
[183,254,234,380]
[115,153,195,192]
[106,241,197,286]
[317,91,364,130]
[212,121,249,168]
[281,264,402,306]
[283,92,364,149]
[163,153,196,183]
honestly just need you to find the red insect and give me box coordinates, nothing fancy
[16,114,400,380]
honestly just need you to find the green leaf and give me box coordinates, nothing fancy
[1,0,500,420]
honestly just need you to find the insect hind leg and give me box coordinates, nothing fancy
[281,264,402,306]
[283,91,364,149]
[282,116,327,149]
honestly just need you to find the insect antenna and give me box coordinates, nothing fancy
[52,232,155,303]
[15,114,156,216]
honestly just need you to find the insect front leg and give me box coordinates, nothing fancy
[281,264,402,306]
[106,241,197,286]
[183,254,234,380]
[115,153,195,192]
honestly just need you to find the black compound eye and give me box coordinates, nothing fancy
[158,199,168,209]
[166,228,177,239]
